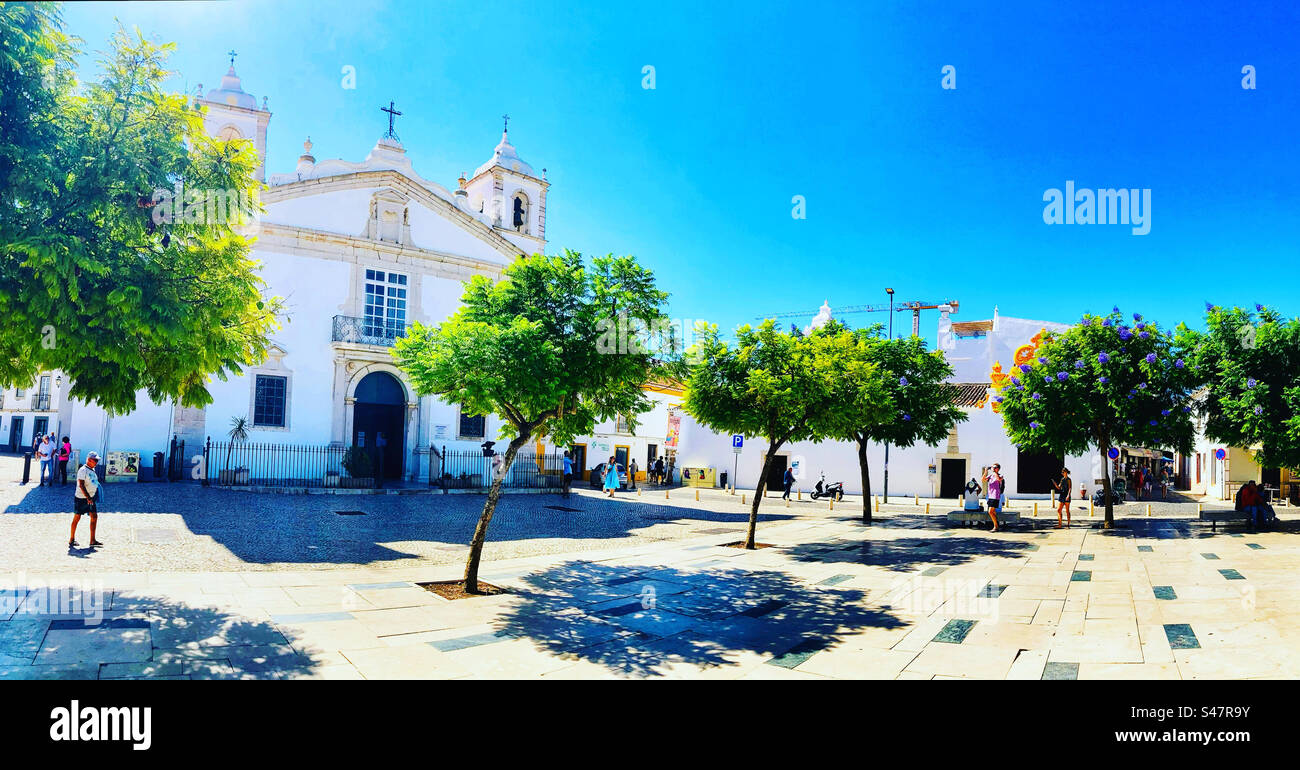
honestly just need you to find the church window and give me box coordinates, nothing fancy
[512,193,529,231]
[364,269,408,340]
[458,410,486,439]
[218,125,243,142]
[253,375,288,428]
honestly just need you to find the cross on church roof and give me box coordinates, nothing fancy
[502,114,509,134]
[381,100,403,140]
[228,49,237,67]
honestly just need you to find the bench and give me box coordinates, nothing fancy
[946,509,1021,527]
[1199,509,1250,531]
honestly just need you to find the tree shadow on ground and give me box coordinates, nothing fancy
[0,588,330,679]
[0,483,796,567]
[783,535,1034,572]
[492,560,906,678]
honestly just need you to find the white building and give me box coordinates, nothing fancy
[675,307,1100,501]
[0,371,64,453]
[58,61,551,482]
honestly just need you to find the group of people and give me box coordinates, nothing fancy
[32,432,72,487]
[1235,480,1277,529]
[560,452,665,498]
[1127,463,1173,500]
[964,464,1075,531]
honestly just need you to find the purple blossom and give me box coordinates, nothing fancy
[1038,357,1049,364]
[1029,421,1040,429]
[1032,392,1042,400]
[898,376,908,386]
[1126,419,1135,425]
[1113,306,1121,313]
[1254,406,1263,415]
[1075,360,1085,369]
[1247,378,1257,389]
[1145,353,1157,364]
[993,396,1003,403]
[1044,376,1053,384]
[1102,319,1114,327]
[1139,331,1150,339]
[1138,382,1147,389]
[1183,406,1191,413]
[1256,303,1265,312]
[902,414,912,421]
[1119,328,1133,341]
[1098,352,1110,363]
[1010,376,1021,386]
[1135,322,1145,330]
[1133,313,1143,322]
[1205,302,1215,312]
[1161,409,1171,416]
[1100,376,1109,384]
[1175,359,1185,369]
[1150,420,1158,426]
[1057,372,1069,381]
[1019,364,1032,373]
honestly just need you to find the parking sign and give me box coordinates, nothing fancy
[731,434,743,449]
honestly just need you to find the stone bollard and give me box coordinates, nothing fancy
[829,499,834,511]
[925,503,930,514]
[798,490,802,501]
[1034,502,1038,518]
[665,489,670,500]
[637,488,642,497]
[1147,504,1152,517]
[1089,500,1094,517]
[874,497,880,513]
[741,493,746,505]
[695,489,700,501]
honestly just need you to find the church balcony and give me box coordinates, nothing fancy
[331,315,411,348]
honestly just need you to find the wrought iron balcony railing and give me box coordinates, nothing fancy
[31,394,51,411]
[332,315,410,347]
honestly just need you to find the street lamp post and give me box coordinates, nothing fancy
[884,288,894,504]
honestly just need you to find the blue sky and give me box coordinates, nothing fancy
[62,0,1300,346]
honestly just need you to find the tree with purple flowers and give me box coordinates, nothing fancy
[996,309,1200,527]
[1182,304,1300,471]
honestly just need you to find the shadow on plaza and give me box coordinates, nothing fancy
[1,591,327,680]
[493,560,906,678]
[1,482,797,567]
[784,535,1035,572]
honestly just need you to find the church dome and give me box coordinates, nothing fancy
[205,65,258,110]
[473,130,537,179]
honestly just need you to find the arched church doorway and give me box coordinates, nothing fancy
[352,371,406,480]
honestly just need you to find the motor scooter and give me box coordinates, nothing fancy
[810,472,844,501]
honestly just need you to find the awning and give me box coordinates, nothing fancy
[1121,447,1162,459]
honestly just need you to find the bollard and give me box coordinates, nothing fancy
[742,493,746,505]
[914,495,919,506]
[1034,502,1038,518]
[665,490,669,500]
[695,489,700,501]
[925,502,930,514]
[637,488,641,497]
[1147,504,1152,517]
[1197,503,1203,515]
[829,499,834,511]
[874,497,880,513]
[1089,500,1094,517]
[798,490,802,501]
[21,452,32,485]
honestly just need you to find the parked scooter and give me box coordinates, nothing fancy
[810,472,844,501]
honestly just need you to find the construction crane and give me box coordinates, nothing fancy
[756,300,959,337]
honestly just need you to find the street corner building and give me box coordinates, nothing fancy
[49,60,553,484]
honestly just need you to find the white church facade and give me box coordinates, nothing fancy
[58,62,552,482]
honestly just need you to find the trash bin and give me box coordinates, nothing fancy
[153,451,166,479]
[720,471,729,489]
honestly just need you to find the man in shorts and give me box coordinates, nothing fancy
[71,451,103,548]
[982,462,1005,531]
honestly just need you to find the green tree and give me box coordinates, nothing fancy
[682,320,858,549]
[996,309,1200,527]
[0,7,279,412]
[814,321,965,523]
[1184,303,1300,471]
[394,250,668,593]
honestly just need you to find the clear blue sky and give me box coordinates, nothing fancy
[62,0,1300,346]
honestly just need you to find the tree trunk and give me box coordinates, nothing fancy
[1098,442,1115,529]
[747,441,780,549]
[463,433,529,593]
[857,437,873,524]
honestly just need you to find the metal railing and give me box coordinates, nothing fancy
[331,314,411,347]
[30,394,51,411]
[428,445,564,491]
[203,439,390,489]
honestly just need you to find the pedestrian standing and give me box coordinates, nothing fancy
[70,451,103,548]
[58,436,71,485]
[562,451,573,497]
[781,466,795,500]
[37,433,54,486]
[653,456,664,485]
[628,457,638,490]
[1053,467,1072,528]
[602,456,619,498]
[982,463,1004,532]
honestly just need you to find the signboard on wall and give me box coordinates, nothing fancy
[433,424,448,441]
[665,413,681,448]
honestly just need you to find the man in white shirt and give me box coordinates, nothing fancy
[70,451,103,548]
[37,434,54,486]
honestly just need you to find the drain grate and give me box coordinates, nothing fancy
[336,510,366,516]
[545,506,581,512]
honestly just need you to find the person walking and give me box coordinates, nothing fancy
[628,457,639,491]
[981,463,1005,531]
[70,451,103,548]
[37,433,54,486]
[602,456,619,498]
[561,451,573,497]
[781,466,795,500]
[1053,467,1072,528]
[653,456,665,486]
[57,436,71,485]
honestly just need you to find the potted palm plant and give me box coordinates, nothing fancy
[219,416,251,485]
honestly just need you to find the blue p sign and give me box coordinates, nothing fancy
[731,434,743,448]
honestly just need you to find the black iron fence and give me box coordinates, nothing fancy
[428,445,564,491]
[332,314,410,347]
[203,439,391,489]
